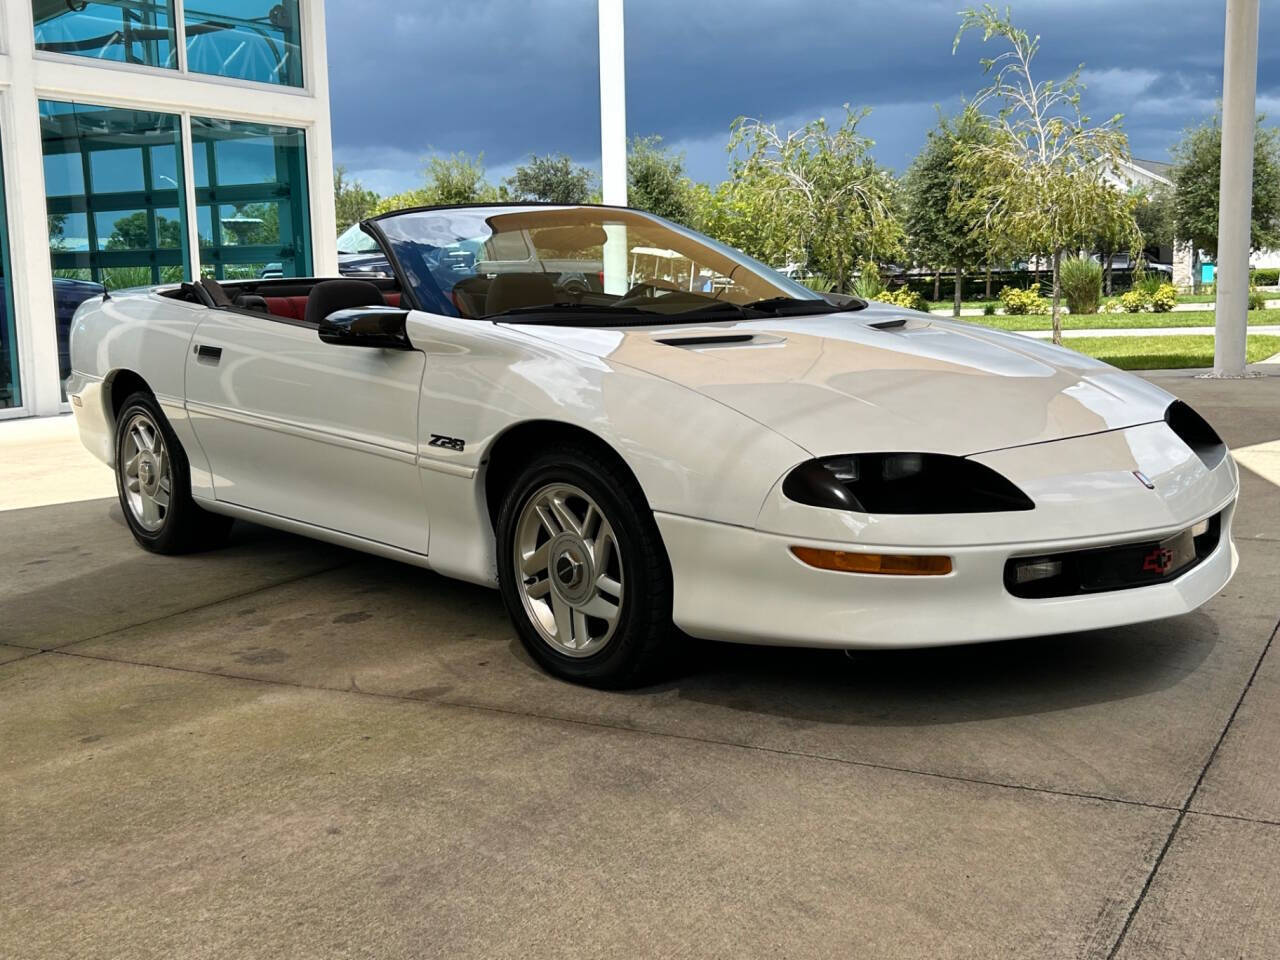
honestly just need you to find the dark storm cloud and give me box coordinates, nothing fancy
[325,0,1279,191]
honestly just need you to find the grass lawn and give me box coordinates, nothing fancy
[1060,335,1280,370]
[970,308,1280,331]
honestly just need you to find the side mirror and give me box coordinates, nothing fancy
[318,307,412,349]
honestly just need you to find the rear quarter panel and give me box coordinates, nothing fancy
[68,290,211,492]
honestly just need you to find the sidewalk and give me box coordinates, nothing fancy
[0,413,115,511]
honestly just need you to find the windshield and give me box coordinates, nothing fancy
[370,205,838,323]
[337,222,382,255]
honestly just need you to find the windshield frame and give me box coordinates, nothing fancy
[363,202,832,323]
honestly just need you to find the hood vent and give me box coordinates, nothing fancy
[868,317,909,330]
[656,333,784,349]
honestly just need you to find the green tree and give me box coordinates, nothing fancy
[903,108,995,315]
[1170,115,1280,268]
[954,5,1138,344]
[505,153,596,203]
[627,136,696,224]
[374,151,503,214]
[688,179,771,266]
[47,213,70,252]
[104,210,184,250]
[333,165,380,231]
[1133,184,1175,252]
[724,107,902,292]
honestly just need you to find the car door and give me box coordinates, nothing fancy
[184,305,429,554]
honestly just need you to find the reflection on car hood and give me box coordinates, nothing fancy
[511,302,1176,457]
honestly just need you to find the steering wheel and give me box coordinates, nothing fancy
[557,276,591,300]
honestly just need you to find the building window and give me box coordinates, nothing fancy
[32,0,178,69]
[39,100,191,396]
[185,1,303,88]
[0,137,20,410]
[192,116,311,280]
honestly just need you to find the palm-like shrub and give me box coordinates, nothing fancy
[1059,255,1103,314]
[797,274,833,293]
[850,262,886,300]
[1132,267,1165,299]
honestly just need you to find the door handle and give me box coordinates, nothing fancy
[194,344,222,363]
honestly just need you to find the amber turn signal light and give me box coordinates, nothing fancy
[790,547,953,576]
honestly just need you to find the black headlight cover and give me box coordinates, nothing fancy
[1165,400,1226,468]
[782,453,1035,514]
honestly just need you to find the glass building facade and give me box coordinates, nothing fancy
[185,1,304,87]
[194,117,312,279]
[40,100,190,394]
[32,0,303,88]
[32,0,178,68]
[5,0,329,416]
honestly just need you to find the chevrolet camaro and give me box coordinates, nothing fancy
[68,204,1239,687]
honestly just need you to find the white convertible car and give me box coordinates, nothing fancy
[69,204,1239,687]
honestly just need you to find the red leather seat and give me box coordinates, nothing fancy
[263,296,309,322]
[263,289,400,323]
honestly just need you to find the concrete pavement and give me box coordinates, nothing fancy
[2,374,1278,959]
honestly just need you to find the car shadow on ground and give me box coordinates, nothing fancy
[9,499,1219,731]
[633,617,1218,727]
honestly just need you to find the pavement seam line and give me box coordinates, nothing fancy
[49,646,1185,817]
[1188,809,1280,830]
[0,648,49,669]
[1105,612,1280,960]
[28,560,354,653]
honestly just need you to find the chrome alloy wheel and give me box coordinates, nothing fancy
[513,482,624,657]
[120,411,171,533]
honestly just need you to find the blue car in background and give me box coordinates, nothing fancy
[0,277,106,406]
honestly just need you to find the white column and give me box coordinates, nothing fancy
[597,0,627,207]
[303,0,338,277]
[1213,0,1260,377]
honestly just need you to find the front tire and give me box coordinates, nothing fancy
[496,444,674,688]
[114,391,232,554]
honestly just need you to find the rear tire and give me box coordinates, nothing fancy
[496,443,674,688]
[114,391,232,554]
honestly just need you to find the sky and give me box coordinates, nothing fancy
[324,0,1280,197]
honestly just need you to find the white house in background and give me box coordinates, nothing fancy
[0,0,338,420]
[1105,155,1280,282]
[1101,156,1197,287]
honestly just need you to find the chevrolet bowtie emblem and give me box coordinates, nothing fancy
[1133,470,1156,490]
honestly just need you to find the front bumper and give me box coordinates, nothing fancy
[655,500,1237,649]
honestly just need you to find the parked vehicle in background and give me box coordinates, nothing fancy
[337,221,393,278]
[49,277,107,395]
[1094,253,1174,278]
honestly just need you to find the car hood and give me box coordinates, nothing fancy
[509,303,1175,458]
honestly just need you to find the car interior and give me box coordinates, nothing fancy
[162,276,407,326]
